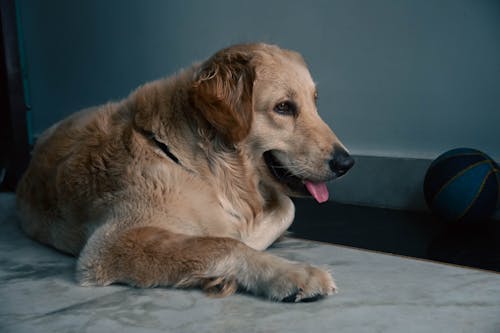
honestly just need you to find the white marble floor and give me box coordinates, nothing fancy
[1,193,499,333]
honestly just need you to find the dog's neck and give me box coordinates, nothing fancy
[129,70,266,222]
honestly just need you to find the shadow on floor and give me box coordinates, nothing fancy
[290,198,500,272]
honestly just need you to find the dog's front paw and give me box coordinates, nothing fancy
[266,263,337,302]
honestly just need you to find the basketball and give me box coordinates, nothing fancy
[423,148,499,222]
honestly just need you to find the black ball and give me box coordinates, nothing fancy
[423,148,499,222]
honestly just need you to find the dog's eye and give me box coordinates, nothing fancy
[273,101,296,116]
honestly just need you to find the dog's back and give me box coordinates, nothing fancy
[17,103,130,254]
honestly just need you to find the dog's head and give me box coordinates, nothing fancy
[190,44,354,202]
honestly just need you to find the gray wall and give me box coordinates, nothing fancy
[18,0,500,160]
[16,0,500,211]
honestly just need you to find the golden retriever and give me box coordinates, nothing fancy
[16,43,354,302]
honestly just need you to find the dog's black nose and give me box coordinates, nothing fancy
[329,148,355,177]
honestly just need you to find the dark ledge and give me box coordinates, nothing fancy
[290,198,500,273]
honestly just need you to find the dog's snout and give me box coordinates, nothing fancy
[329,148,354,177]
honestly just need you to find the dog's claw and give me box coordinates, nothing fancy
[281,292,324,303]
[281,293,299,303]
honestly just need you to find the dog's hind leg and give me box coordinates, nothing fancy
[77,225,336,302]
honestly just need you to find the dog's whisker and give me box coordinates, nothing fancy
[270,163,311,178]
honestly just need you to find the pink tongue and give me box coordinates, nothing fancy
[304,181,329,203]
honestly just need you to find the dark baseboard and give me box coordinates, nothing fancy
[290,198,500,273]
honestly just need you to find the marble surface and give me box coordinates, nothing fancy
[1,192,499,333]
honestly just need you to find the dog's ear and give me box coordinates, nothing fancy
[189,48,255,143]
